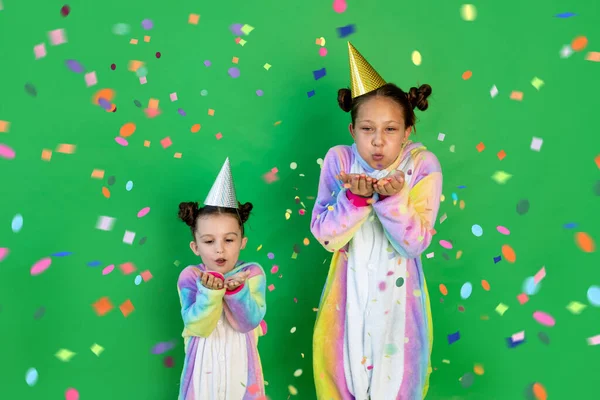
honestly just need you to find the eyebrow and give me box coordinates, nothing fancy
[358,119,401,124]
[200,232,239,238]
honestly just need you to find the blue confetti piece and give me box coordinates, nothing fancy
[493,255,502,263]
[506,337,526,348]
[563,222,577,229]
[313,68,327,80]
[555,12,576,18]
[337,24,356,38]
[457,185,467,189]
[52,251,72,257]
[307,90,316,98]
[87,261,101,267]
[447,331,460,344]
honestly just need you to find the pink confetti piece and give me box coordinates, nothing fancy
[160,136,172,149]
[517,293,529,305]
[496,226,510,235]
[588,335,600,345]
[439,240,453,249]
[140,270,153,281]
[85,72,97,87]
[140,76,147,84]
[215,132,223,140]
[268,284,275,292]
[0,143,15,159]
[115,137,128,146]
[34,43,47,59]
[137,207,150,218]
[333,0,347,13]
[511,331,525,342]
[119,262,137,275]
[65,388,79,400]
[533,311,555,327]
[102,264,115,275]
[270,265,279,274]
[144,108,161,118]
[31,257,52,275]
[533,266,546,284]
[49,29,67,46]
[0,247,9,262]
[170,92,178,101]
[319,47,328,56]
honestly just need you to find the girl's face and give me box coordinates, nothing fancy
[349,96,411,170]
[190,213,248,274]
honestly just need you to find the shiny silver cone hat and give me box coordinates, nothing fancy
[204,157,238,208]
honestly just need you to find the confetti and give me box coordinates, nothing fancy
[481,280,490,291]
[307,90,316,98]
[0,248,8,262]
[337,24,356,38]
[56,144,75,154]
[495,303,508,315]
[152,341,175,354]
[91,343,104,356]
[102,265,115,275]
[437,133,445,141]
[411,51,422,66]
[92,297,114,316]
[49,29,67,45]
[161,137,172,149]
[30,257,52,276]
[460,4,477,21]
[530,137,543,151]
[497,150,506,160]
[460,282,472,299]
[24,83,37,97]
[571,36,588,52]
[491,171,512,184]
[490,85,498,98]
[533,311,555,327]
[587,286,600,306]
[96,216,115,231]
[55,349,76,362]
[501,244,516,263]
[34,43,47,59]
[65,388,79,400]
[333,0,347,13]
[119,262,137,275]
[462,70,472,80]
[555,12,576,18]
[228,67,241,78]
[123,230,136,244]
[11,213,23,232]
[319,47,328,56]
[119,299,135,317]
[188,14,200,25]
[510,91,523,101]
[447,331,460,344]
[460,372,475,388]
[25,368,39,386]
[586,52,600,62]
[575,232,595,252]
[588,335,600,346]
[516,199,530,215]
[566,301,586,315]
[476,142,485,152]
[532,382,548,400]
[241,24,255,35]
[531,77,544,90]
[313,68,327,80]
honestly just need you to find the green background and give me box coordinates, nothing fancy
[1,0,598,399]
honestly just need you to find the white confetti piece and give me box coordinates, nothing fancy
[490,85,498,98]
[530,137,543,152]
[96,216,115,231]
[588,335,600,346]
[560,45,573,58]
[123,230,136,244]
[437,133,445,141]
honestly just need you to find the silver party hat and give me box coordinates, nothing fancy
[204,158,238,208]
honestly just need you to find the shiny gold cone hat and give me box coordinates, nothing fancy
[348,42,386,98]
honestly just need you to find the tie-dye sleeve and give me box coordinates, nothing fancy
[223,264,267,333]
[373,151,443,259]
[177,267,225,337]
[311,146,372,252]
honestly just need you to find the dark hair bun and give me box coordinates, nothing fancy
[178,201,199,227]
[337,88,353,113]
[407,84,432,111]
[238,202,253,224]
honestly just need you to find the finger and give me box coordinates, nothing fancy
[351,175,360,193]
[215,279,223,290]
[358,175,367,193]
[201,272,209,286]
[207,274,214,287]
[380,183,392,196]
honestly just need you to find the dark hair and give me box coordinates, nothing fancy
[178,201,253,238]
[337,83,432,131]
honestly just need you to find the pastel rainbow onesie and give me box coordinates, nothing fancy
[311,142,443,400]
[177,261,267,400]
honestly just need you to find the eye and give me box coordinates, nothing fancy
[361,127,373,132]
[386,127,397,132]
[204,240,213,244]
[226,239,234,242]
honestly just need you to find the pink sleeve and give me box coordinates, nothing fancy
[372,151,443,258]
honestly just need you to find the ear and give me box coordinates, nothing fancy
[189,240,201,256]
[404,126,412,140]
[348,123,355,140]
[240,236,248,250]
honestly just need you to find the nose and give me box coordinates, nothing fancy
[371,131,384,147]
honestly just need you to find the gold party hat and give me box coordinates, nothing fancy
[348,42,386,98]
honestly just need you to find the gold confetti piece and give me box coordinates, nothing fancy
[293,369,303,377]
[239,39,247,46]
[495,303,509,316]
[291,252,298,259]
[90,343,104,356]
[491,171,512,184]
[531,77,544,90]
[274,121,281,125]
[56,143,76,154]
[257,244,263,251]
[174,152,182,158]
[442,359,451,364]
[143,35,150,43]
[128,60,144,72]
[288,385,298,395]
[460,4,477,21]
[232,56,239,64]
[456,250,463,259]
[241,24,254,35]
[411,50,422,66]
[566,301,587,315]
[144,140,150,147]
[41,149,52,161]
[474,364,485,375]
[459,200,465,209]
[55,348,76,362]
[129,38,138,45]
[208,109,215,116]
[303,238,310,245]
[174,260,181,267]
[263,63,271,70]
[585,52,600,62]
[0,120,10,132]
[290,327,297,333]
[301,353,305,358]
[148,98,159,109]
[91,169,105,179]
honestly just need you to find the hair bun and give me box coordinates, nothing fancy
[178,202,199,227]
[238,202,254,224]
[337,88,353,113]
[407,84,432,111]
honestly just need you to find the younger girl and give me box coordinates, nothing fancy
[311,42,443,400]
[176,158,267,400]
